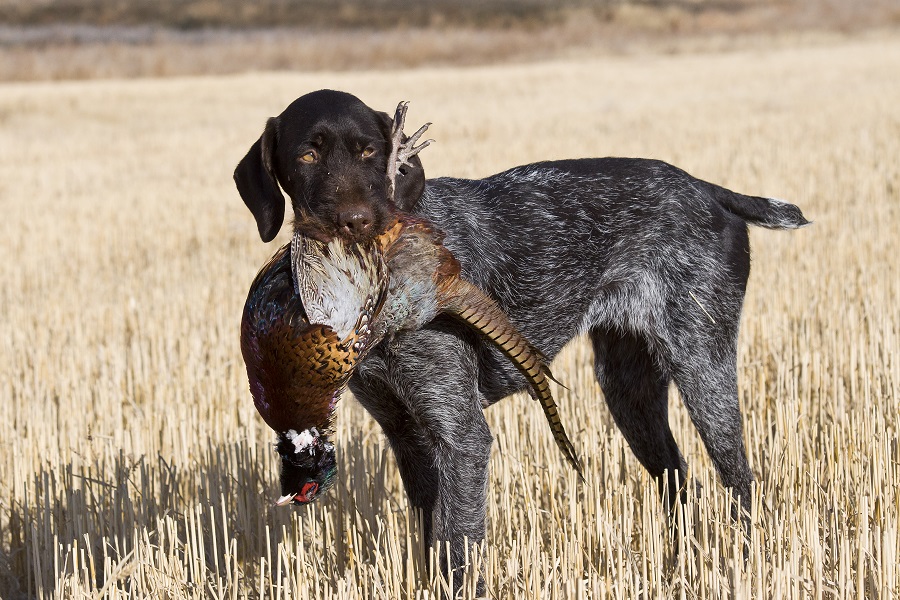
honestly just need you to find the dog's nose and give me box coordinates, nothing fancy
[337,207,374,238]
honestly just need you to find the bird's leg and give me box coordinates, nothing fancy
[388,101,432,201]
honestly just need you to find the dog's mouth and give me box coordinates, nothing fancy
[292,217,338,245]
[286,101,430,247]
[292,210,390,246]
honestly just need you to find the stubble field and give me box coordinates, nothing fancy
[0,35,898,598]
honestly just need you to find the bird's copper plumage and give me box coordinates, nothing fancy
[240,246,354,437]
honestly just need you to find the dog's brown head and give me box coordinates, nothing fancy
[234,90,426,244]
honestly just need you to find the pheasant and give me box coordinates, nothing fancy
[240,103,582,507]
[240,241,383,505]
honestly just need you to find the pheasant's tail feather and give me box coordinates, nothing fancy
[525,347,570,390]
[540,362,568,391]
[439,278,583,478]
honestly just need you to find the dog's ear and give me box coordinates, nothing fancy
[234,117,284,243]
[378,110,427,212]
[394,150,426,212]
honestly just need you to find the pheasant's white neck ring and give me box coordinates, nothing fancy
[285,427,320,454]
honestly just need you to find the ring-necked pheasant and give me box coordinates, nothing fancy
[240,104,582,507]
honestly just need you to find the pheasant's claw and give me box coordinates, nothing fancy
[388,101,433,200]
[396,123,433,172]
[390,101,409,139]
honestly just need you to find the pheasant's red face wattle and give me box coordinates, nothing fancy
[296,481,319,502]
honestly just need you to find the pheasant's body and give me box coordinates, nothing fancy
[241,219,452,441]
[241,247,355,435]
[241,215,582,508]
[241,243,387,504]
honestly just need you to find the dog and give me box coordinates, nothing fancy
[234,89,808,587]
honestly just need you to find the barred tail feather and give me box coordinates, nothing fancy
[440,278,584,478]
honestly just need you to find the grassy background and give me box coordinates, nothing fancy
[1,9,899,599]
[0,0,881,29]
[1,0,899,80]
[3,0,586,28]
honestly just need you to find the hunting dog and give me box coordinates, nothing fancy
[234,89,807,583]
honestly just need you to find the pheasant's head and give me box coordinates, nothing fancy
[274,428,337,505]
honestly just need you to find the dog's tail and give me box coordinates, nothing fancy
[710,185,810,230]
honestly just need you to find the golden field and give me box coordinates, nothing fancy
[0,34,898,598]
[3,0,899,81]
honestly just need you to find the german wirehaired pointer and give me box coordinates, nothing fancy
[234,89,807,583]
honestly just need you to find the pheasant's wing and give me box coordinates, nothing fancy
[242,245,299,337]
[291,234,388,356]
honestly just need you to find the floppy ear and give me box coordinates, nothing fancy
[377,110,427,212]
[234,117,284,242]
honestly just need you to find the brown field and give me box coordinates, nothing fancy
[2,0,900,81]
[1,34,899,598]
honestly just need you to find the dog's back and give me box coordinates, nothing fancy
[414,158,806,401]
[374,158,805,566]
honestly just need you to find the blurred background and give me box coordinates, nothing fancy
[2,0,898,80]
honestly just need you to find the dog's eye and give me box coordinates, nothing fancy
[361,147,375,159]
[299,151,318,164]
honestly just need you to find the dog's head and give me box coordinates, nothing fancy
[234,90,426,244]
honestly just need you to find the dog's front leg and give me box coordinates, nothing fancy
[427,400,492,595]
[351,322,491,595]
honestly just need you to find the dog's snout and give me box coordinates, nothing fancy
[337,207,374,238]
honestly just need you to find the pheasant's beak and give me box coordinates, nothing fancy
[274,494,296,506]
[274,481,320,507]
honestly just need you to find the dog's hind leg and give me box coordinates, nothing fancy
[668,330,754,518]
[590,326,688,515]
